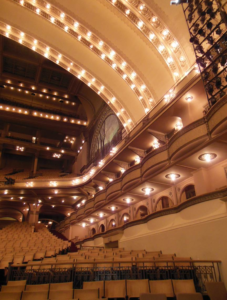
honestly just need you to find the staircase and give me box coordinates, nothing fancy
[50,230,78,252]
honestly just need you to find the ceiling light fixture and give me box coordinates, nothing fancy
[165,173,180,181]
[198,153,217,162]
[186,95,193,102]
[142,187,154,195]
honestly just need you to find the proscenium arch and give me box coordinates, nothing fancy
[0,0,186,124]
[106,0,190,78]
[0,22,133,132]
[12,0,156,111]
[0,0,146,126]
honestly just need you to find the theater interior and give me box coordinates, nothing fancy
[0,0,226,299]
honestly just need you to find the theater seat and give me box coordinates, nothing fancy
[1,286,25,292]
[74,289,99,300]
[176,293,203,300]
[25,284,49,291]
[149,280,174,298]
[21,291,48,300]
[7,280,27,287]
[83,281,104,298]
[50,282,73,290]
[127,279,149,299]
[205,282,227,300]
[105,280,126,299]
[0,292,22,300]
[140,294,167,300]
[172,280,196,295]
[49,290,73,300]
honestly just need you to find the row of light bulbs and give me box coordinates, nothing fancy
[2,22,134,130]
[4,80,75,106]
[16,0,155,110]
[0,102,86,125]
[109,0,189,79]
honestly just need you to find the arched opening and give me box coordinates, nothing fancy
[180,185,196,203]
[155,197,174,212]
[108,219,116,229]
[99,224,105,233]
[0,217,18,229]
[121,213,130,225]
[91,228,96,235]
[136,205,149,219]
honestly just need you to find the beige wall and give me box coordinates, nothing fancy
[119,199,227,286]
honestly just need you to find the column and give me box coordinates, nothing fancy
[32,153,39,176]
[27,203,42,224]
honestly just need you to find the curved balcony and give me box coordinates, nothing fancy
[168,119,207,161]
[56,96,227,230]
[207,97,227,136]
[76,187,227,244]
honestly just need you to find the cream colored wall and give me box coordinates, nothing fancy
[71,224,89,240]
[119,198,227,286]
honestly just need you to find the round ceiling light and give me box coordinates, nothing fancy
[198,153,217,162]
[108,206,118,211]
[123,197,133,204]
[142,187,154,195]
[185,95,193,102]
[165,173,180,181]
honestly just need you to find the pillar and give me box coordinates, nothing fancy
[27,203,42,224]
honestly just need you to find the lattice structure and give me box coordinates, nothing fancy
[183,0,227,108]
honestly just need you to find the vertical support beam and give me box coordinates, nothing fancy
[27,203,42,224]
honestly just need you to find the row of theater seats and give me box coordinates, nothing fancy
[1,279,226,300]
[0,223,70,269]
[8,247,195,285]
[42,248,190,266]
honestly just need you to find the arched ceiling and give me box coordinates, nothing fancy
[0,0,195,127]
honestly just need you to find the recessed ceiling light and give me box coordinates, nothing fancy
[165,173,180,181]
[142,187,154,195]
[185,95,193,102]
[198,153,217,162]
[123,197,133,204]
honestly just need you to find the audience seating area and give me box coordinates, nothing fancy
[1,278,226,299]
[0,223,70,270]
[0,223,224,299]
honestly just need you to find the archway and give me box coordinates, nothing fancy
[108,219,116,229]
[180,185,196,203]
[91,228,96,235]
[121,213,130,225]
[0,217,18,229]
[136,205,149,219]
[155,197,174,212]
[99,224,105,233]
